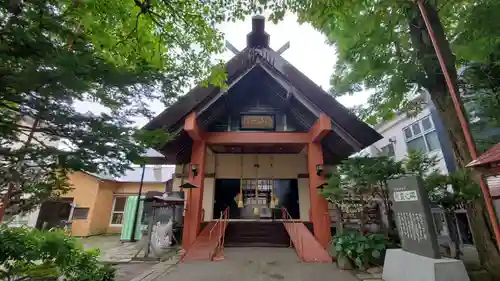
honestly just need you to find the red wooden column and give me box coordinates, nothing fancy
[181,113,207,250]
[307,143,331,248]
[307,113,332,249]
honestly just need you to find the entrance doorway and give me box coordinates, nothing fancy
[213,179,299,220]
[213,179,240,219]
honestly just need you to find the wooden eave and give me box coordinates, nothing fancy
[144,47,382,164]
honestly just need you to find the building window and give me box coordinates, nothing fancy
[72,207,89,220]
[403,116,441,153]
[110,197,127,226]
[380,143,395,157]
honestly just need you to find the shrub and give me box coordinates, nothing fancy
[0,225,115,281]
[333,231,389,269]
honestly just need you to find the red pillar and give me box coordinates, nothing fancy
[181,140,206,250]
[307,142,331,249]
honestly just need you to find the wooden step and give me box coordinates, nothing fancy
[224,242,290,248]
[224,221,290,247]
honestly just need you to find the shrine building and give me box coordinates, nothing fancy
[143,16,382,262]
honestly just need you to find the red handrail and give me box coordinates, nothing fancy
[209,207,229,260]
[282,207,303,260]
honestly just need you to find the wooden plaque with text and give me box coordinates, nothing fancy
[240,115,275,130]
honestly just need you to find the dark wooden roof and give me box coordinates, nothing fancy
[143,17,381,164]
[143,48,260,132]
[467,142,500,168]
[144,48,380,139]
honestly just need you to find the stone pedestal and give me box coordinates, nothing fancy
[383,249,469,281]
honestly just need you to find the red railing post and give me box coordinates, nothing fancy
[212,207,229,261]
[415,0,500,249]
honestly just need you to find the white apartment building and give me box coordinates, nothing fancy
[359,98,500,247]
[362,105,451,175]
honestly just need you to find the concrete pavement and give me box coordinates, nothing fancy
[153,247,359,281]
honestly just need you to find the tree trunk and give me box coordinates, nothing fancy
[468,199,500,280]
[0,116,41,221]
[406,1,500,278]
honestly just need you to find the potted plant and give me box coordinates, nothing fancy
[333,231,389,270]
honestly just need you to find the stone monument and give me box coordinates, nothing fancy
[382,175,469,281]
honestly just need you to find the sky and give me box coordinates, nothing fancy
[75,14,370,127]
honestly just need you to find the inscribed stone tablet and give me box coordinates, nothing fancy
[388,175,440,259]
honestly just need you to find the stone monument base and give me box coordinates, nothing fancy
[382,249,470,281]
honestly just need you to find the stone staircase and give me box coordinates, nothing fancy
[224,221,290,248]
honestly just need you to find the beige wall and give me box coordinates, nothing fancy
[88,182,115,235]
[202,178,215,221]
[63,172,100,236]
[64,172,168,236]
[214,153,307,179]
[298,178,311,221]
[173,152,312,221]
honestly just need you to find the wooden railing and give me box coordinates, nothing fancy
[209,207,229,260]
[282,207,304,260]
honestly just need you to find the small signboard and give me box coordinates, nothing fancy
[388,175,440,259]
[393,190,418,202]
[240,115,275,130]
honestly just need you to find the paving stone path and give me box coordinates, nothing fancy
[115,262,158,281]
[354,267,384,281]
[152,247,360,281]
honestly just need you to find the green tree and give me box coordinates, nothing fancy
[461,47,500,152]
[424,169,482,259]
[404,149,440,177]
[262,0,500,276]
[321,156,405,235]
[0,0,257,216]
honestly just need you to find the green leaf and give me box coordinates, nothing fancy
[355,257,363,267]
[357,245,365,253]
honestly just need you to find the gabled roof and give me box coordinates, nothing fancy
[143,16,381,163]
[467,142,500,168]
[144,52,380,146]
